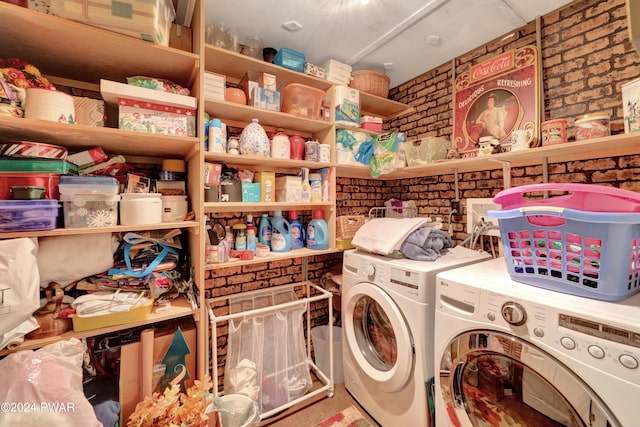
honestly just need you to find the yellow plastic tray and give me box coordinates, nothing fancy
[70,298,154,332]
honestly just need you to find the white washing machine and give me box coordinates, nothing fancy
[434,257,640,427]
[342,246,491,427]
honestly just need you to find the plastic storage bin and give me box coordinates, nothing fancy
[120,193,163,225]
[58,176,119,196]
[273,48,305,72]
[60,194,120,228]
[0,199,59,232]
[488,183,640,301]
[70,293,153,332]
[281,83,324,120]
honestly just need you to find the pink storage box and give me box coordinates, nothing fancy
[360,116,383,132]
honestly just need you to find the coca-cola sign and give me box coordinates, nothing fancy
[471,52,514,82]
[453,46,541,157]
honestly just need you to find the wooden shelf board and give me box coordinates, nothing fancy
[0,221,199,240]
[205,248,340,270]
[0,117,200,158]
[0,296,196,355]
[205,202,333,213]
[204,44,333,90]
[359,92,414,120]
[204,98,333,133]
[336,134,640,180]
[204,152,331,170]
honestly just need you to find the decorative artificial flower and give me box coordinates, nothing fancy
[0,57,55,90]
[127,375,214,427]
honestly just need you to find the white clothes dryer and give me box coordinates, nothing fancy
[342,247,491,427]
[434,258,640,427]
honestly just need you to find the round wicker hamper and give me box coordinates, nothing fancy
[349,70,390,98]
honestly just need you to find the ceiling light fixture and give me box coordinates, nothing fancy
[281,21,303,32]
[427,35,442,46]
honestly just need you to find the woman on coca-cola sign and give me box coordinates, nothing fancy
[475,92,507,139]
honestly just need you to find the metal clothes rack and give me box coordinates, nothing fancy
[207,281,334,420]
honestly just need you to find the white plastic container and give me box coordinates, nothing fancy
[119,193,162,225]
[161,195,188,222]
[60,194,120,228]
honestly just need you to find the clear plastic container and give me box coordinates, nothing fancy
[60,194,120,228]
[58,175,119,196]
[0,199,59,232]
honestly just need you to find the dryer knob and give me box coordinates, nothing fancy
[501,301,526,326]
[364,264,376,277]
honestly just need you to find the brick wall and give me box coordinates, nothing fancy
[211,0,640,387]
[337,0,640,243]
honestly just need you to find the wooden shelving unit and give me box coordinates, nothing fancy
[0,2,207,378]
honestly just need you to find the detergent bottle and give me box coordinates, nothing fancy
[306,210,328,250]
[270,210,291,252]
[289,210,305,249]
[258,214,272,247]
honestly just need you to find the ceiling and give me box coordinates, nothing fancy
[204,0,574,89]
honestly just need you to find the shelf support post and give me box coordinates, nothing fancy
[488,159,512,189]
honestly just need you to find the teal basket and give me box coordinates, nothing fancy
[488,207,640,301]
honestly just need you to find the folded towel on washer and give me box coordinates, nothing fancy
[351,217,429,256]
[400,226,453,261]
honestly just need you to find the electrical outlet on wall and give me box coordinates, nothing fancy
[466,198,501,237]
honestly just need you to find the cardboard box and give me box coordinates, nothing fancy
[304,62,326,79]
[101,79,197,110]
[67,147,108,169]
[275,176,302,202]
[203,72,225,101]
[119,320,197,425]
[168,24,192,52]
[73,96,105,127]
[52,0,175,46]
[118,98,196,136]
[360,115,383,132]
[241,182,261,202]
[253,171,275,202]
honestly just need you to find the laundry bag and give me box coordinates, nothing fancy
[224,286,312,414]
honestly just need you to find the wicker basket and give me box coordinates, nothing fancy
[336,215,366,239]
[350,70,390,98]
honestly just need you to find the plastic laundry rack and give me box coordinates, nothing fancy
[207,282,334,420]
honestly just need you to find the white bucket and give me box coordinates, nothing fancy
[161,195,188,222]
[119,193,162,225]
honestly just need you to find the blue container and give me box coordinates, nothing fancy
[0,199,59,232]
[258,214,272,247]
[289,210,305,249]
[488,207,640,302]
[306,210,328,250]
[270,210,291,252]
[273,48,305,73]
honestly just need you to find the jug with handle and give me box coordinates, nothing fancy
[270,210,291,252]
[306,210,328,250]
[510,129,534,151]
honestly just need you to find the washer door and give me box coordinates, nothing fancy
[343,281,414,392]
[439,330,620,427]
